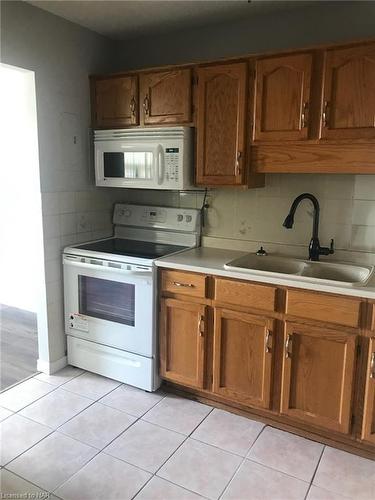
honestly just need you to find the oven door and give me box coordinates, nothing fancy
[63,256,154,357]
[95,140,165,189]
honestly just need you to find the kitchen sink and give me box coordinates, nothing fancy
[224,254,374,287]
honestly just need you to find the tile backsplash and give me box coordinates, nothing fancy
[114,174,375,265]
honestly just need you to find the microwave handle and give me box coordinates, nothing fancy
[156,144,165,185]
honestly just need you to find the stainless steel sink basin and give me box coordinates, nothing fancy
[224,254,374,287]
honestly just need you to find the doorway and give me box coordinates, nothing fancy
[0,64,45,390]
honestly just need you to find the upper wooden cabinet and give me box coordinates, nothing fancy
[254,53,313,142]
[280,321,357,434]
[321,42,375,140]
[159,298,206,389]
[93,76,138,128]
[361,337,375,445]
[139,69,192,125]
[196,62,248,186]
[213,308,274,409]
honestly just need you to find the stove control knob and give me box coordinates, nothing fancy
[177,214,183,222]
[185,215,192,222]
[122,209,131,217]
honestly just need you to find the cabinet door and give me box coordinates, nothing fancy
[196,62,248,186]
[322,43,375,140]
[281,322,356,433]
[254,53,312,142]
[140,69,192,125]
[159,298,206,389]
[213,308,274,409]
[361,337,375,445]
[94,76,138,128]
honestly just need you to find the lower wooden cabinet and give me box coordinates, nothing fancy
[280,321,357,434]
[213,308,274,409]
[159,298,206,389]
[361,337,375,444]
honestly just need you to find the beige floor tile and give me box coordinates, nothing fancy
[0,469,48,496]
[135,476,204,500]
[7,432,97,491]
[247,426,323,482]
[0,406,13,422]
[191,408,264,456]
[99,384,164,417]
[307,485,352,500]
[0,414,51,465]
[19,388,93,428]
[157,438,242,500]
[105,420,185,473]
[143,395,211,435]
[222,460,309,500]
[0,378,56,412]
[35,365,84,386]
[59,402,136,449]
[62,372,121,400]
[313,447,375,500]
[55,452,151,500]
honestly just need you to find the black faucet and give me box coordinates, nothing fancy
[283,193,334,261]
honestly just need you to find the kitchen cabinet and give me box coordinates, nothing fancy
[93,76,138,128]
[139,69,192,125]
[213,308,274,409]
[159,298,206,389]
[280,321,356,434]
[253,53,313,142]
[361,337,375,445]
[196,62,248,186]
[321,42,375,140]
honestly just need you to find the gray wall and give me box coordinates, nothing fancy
[114,1,375,70]
[1,1,119,368]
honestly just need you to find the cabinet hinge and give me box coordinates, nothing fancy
[192,75,198,85]
[356,344,361,357]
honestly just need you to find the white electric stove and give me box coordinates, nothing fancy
[63,203,201,391]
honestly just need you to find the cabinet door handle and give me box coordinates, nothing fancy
[198,315,205,337]
[322,100,330,128]
[265,329,273,353]
[285,334,293,358]
[370,352,375,379]
[301,102,309,128]
[129,96,136,117]
[143,94,150,115]
[172,281,194,288]
[235,151,242,176]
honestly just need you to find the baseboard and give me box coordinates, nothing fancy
[37,356,67,375]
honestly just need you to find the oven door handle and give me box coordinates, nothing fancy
[63,257,152,276]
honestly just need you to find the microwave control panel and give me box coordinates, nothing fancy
[165,148,180,182]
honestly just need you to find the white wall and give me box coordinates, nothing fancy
[1,1,119,369]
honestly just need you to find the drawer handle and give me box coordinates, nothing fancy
[198,315,205,337]
[301,101,309,128]
[129,96,136,117]
[322,100,330,128]
[265,329,273,353]
[285,334,293,359]
[143,94,150,115]
[173,281,195,288]
[370,352,375,379]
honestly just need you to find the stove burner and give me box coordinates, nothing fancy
[76,238,187,260]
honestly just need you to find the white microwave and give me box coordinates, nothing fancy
[94,126,194,190]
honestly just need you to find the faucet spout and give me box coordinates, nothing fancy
[283,193,334,261]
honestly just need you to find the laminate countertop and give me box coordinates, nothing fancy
[155,246,375,299]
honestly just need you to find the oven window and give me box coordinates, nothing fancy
[103,152,125,178]
[123,152,153,179]
[79,276,135,326]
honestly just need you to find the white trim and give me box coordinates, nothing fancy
[37,356,67,375]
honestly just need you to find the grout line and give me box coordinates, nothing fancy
[2,467,51,495]
[246,456,311,486]
[309,445,326,487]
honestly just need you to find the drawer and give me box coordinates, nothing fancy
[286,289,362,328]
[161,269,207,298]
[214,278,277,312]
